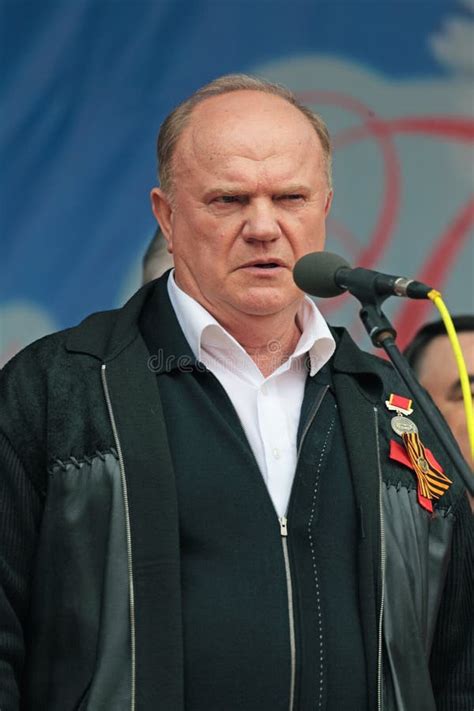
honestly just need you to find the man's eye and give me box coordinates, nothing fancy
[278,194,304,201]
[215,195,240,204]
[449,387,473,403]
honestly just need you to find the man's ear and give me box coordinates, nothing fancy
[150,187,174,253]
[324,189,333,216]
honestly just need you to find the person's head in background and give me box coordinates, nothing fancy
[142,226,174,284]
[404,315,474,468]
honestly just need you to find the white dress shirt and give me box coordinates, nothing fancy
[167,272,335,517]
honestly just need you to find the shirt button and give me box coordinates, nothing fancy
[273,448,281,460]
[260,384,268,396]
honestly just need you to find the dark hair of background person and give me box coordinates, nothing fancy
[142,226,174,284]
[404,315,474,374]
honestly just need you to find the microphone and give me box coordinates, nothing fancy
[293,251,432,300]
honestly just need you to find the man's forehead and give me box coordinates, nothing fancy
[420,331,474,383]
[425,332,474,359]
[178,90,320,156]
[173,140,324,194]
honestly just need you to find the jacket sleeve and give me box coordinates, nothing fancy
[0,430,43,711]
[429,492,474,710]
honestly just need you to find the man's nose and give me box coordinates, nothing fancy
[241,200,281,243]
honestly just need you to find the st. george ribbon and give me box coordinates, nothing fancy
[293,251,432,301]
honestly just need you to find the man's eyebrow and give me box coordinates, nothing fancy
[204,184,310,197]
[203,185,247,197]
[447,373,474,398]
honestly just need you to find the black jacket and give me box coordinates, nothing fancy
[0,277,472,710]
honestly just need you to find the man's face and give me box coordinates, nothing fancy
[151,90,332,327]
[418,331,474,466]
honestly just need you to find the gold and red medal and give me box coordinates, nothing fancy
[386,393,452,513]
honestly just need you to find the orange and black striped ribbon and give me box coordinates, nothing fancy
[401,431,452,511]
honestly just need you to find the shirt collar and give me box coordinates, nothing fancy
[292,296,335,376]
[167,270,335,377]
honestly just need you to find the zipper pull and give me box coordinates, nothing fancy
[279,516,288,537]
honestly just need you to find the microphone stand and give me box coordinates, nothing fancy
[357,296,474,497]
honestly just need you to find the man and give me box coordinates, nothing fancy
[404,315,474,468]
[142,226,174,284]
[404,315,474,511]
[0,75,472,711]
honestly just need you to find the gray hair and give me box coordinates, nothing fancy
[156,73,332,195]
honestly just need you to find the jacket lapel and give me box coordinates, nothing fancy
[105,334,184,711]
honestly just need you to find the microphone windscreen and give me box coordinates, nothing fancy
[293,251,350,297]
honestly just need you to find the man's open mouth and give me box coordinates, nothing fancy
[241,260,286,270]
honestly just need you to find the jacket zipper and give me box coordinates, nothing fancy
[279,515,296,711]
[101,364,136,711]
[280,384,329,711]
[373,406,385,711]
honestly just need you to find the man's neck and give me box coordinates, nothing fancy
[218,313,302,378]
[171,272,304,377]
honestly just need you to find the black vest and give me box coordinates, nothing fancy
[140,284,367,711]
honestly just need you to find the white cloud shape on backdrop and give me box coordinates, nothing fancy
[429,0,474,76]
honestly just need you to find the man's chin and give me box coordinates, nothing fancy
[232,290,302,318]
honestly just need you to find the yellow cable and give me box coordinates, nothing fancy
[428,289,474,461]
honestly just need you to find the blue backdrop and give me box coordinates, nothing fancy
[2,0,473,364]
